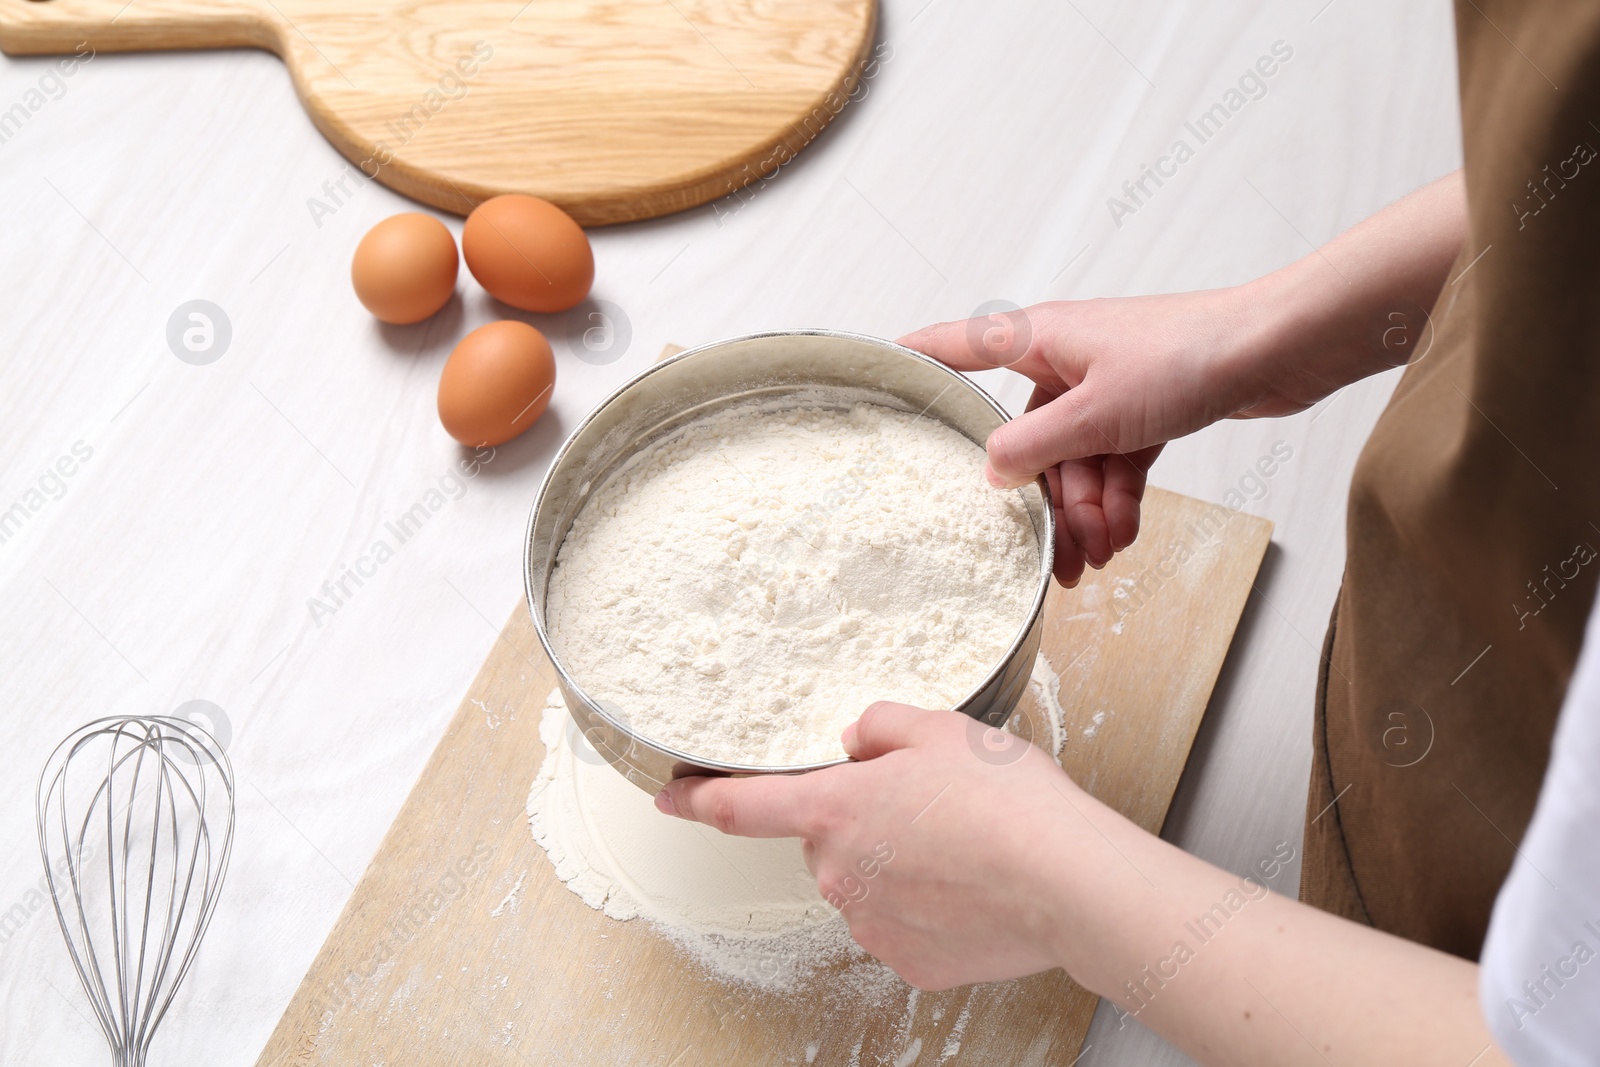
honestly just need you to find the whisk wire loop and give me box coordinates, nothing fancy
[37,715,236,1067]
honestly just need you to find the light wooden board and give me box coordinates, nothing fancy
[253,483,1270,1067]
[0,0,877,225]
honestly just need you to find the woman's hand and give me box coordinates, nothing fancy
[656,702,1085,989]
[657,697,1509,1065]
[900,171,1467,586]
[901,286,1279,587]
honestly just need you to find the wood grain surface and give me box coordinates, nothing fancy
[253,485,1271,1067]
[0,0,878,224]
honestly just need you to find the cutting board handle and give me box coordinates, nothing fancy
[0,0,279,56]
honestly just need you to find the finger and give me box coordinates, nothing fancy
[802,839,818,876]
[898,318,1057,381]
[841,701,940,761]
[1102,445,1161,552]
[985,385,1119,489]
[1043,462,1063,508]
[1058,457,1113,568]
[1054,520,1086,587]
[991,383,1059,487]
[1043,467,1084,587]
[656,774,815,838]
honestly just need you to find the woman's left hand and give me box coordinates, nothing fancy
[655,701,1086,990]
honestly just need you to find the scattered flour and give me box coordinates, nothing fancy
[473,697,502,730]
[1016,649,1067,757]
[938,993,976,1063]
[890,989,922,1059]
[546,399,1040,767]
[489,869,527,918]
[1109,575,1139,635]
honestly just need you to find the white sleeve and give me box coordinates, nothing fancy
[1479,586,1600,1064]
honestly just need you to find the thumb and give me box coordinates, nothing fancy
[842,702,939,761]
[985,383,1124,488]
[655,774,812,838]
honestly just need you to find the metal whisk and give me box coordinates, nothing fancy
[36,715,236,1067]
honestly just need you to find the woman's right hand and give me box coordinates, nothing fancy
[901,173,1466,587]
[900,283,1297,587]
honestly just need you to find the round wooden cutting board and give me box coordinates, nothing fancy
[0,0,878,224]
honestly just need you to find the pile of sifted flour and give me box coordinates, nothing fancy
[545,398,1041,766]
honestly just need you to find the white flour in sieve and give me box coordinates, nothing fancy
[545,398,1041,767]
[526,654,1067,992]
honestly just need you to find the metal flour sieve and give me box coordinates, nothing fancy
[522,330,1056,794]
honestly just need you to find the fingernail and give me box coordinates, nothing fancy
[985,463,1027,490]
[654,788,677,816]
[841,723,858,747]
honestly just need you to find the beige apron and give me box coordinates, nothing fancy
[1300,0,1600,958]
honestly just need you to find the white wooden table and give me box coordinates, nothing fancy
[0,1,1461,1063]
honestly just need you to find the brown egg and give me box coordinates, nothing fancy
[438,321,556,446]
[351,213,459,324]
[462,195,593,313]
